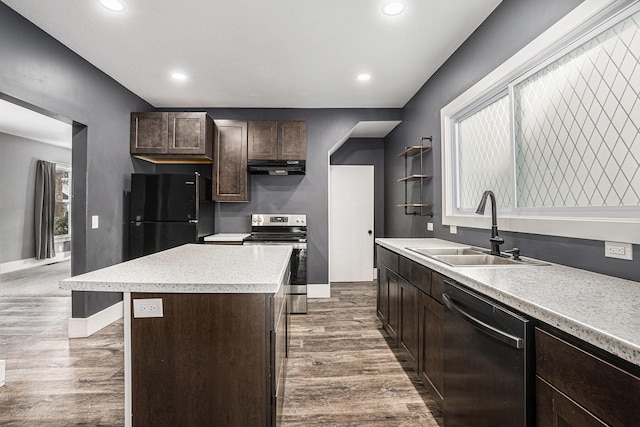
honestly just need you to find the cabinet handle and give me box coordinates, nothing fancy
[443,293,524,349]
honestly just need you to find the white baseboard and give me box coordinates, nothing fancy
[0,252,71,274]
[0,360,5,387]
[68,301,123,338]
[308,283,331,298]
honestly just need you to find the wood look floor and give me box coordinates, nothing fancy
[0,261,124,426]
[0,263,442,426]
[282,282,442,426]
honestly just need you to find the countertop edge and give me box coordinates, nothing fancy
[59,244,292,295]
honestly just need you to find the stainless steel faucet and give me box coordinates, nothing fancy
[476,190,504,256]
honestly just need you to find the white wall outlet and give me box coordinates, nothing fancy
[0,359,5,387]
[604,241,633,260]
[450,225,457,234]
[133,298,164,318]
[427,222,434,231]
[91,215,99,229]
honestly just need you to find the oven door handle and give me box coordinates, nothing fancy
[443,293,524,349]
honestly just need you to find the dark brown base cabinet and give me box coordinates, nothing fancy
[130,287,288,427]
[376,245,444,408]
[536,327,640,427]
[378,244,640,425]
[130,112,214,163]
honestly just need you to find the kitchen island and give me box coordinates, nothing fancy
[60,244,292,427]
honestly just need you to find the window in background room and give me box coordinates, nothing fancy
[54,164,71,238]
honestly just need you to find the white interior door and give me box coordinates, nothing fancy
[330,165,374,282]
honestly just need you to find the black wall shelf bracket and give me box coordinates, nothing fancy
[398,136,433,216]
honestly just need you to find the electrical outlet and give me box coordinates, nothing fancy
[604,241,633,260]
[133,298,164,318]
[427,222,434,231]
[91,215,99,229]
[450,225,457,234]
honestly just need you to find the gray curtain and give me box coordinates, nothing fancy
[35,160,57,260]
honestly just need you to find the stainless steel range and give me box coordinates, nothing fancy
[244,213,307,314]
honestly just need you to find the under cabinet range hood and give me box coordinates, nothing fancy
[247,160,305,175]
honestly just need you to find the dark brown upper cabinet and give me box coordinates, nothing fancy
[213,120,249,202]
[130,112,213,163]
[248,121,306,161]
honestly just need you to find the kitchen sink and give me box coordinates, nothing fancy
[405,247,549,267]
[408,247,488,256]
[434,254,521,266]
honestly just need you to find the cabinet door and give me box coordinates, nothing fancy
[377,267,389,325]
[271,285,288,427]
[130,112,168,154]
[386,269,400,345]
[536,376,606,427]
[248,120,278,160]
[168,112,212,157]
[213,120,249,202]
[418,291,444,406]
[277,121,306,160]
[399,277,419,371]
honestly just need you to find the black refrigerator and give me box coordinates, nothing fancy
[128,173,214,259]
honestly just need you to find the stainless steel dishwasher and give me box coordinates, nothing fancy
[443,281,534,426]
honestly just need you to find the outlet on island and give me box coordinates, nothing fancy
[133,298,164,318]
[604,241,633,260]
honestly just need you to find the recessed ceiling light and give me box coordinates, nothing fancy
[357,73,371,82]
[171,72,187,81]
[98,0,125,12]
[381,1,405,16]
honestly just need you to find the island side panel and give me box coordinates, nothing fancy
[130,293,270,427]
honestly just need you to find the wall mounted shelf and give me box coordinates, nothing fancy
[398,137,433,216]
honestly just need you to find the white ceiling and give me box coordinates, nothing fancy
[2,0,502,109]
[0,99,72,148]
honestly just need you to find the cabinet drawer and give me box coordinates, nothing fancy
[377,246,398,272]
[535,327,640,426]
[410,261,431,295]
[430,272,445,304]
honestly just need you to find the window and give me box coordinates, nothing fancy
[54,164,71,238]
[441,0,640,243]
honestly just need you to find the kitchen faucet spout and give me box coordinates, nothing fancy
[476,190,504,256]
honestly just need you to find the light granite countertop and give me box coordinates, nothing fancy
[60,244,292,294]
[376,238,640,367]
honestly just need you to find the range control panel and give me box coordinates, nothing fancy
[251,214,307,226]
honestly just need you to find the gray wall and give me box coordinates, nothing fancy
[384,0,640,283]
[0,133,71,263]
[0,3,154,316]
[330,137,385,239]
[156,110,401,284]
